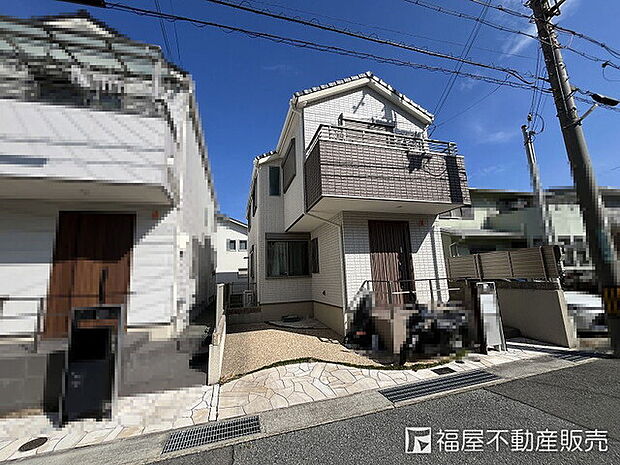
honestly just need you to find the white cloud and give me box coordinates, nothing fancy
[473,165,508,178]
[458,77,478,91]
[261,64,293,73]
[496,0,582,58]
[470,121,518,144]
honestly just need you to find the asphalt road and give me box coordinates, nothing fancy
[155,359,619,465]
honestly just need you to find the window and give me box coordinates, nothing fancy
[439,207,474,219]
[227,239,237,251]
[251,182,257,216]
[459,206,474,220]
[249,245,255,279]
[239,240,247,251]
[282,139,296,193]
[269,166,281,196]
[266,240,309,277]
[310,238,319,274]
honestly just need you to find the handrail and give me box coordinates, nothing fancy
[306,124,459,157]
[0,296,45,353]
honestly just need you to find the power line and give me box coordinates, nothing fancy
[402,0,620,71]
[168,0,183,65]
[431,0,490,127]
[153,0,173,59]
[201,0,537,84]
[603,63,620,82]
[465,0,620,59]
[104,1,546,93]
[246,0,536,60]
[432,79,506,131]
[103,2,617,118]
[466,0,532,20]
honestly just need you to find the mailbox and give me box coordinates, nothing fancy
[60,305,124,424]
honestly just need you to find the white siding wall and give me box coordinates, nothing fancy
[342,212,448,306]
[129,207,176,326]
[0,93,217,335]
[256,160,312,304]
[173,105,217,328]
[302,87,427,148]
[282,114,306,230]
[0,201,177,335]
[0,203,55,335]
[0,99,167,187]
[310,215,343,307]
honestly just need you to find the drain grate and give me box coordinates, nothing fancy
[162,416,261,454]
[553,352,593,362]
[380,369,500,403]
[506,343,601,362]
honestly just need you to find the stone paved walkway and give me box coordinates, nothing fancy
[216,345,543,420]
[0,384,217,462]
[0,343,560,461]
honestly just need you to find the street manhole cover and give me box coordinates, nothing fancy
[432,367,457,375]
[18,437,48,452]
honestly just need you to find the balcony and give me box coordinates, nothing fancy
[304,125,470,216]
[0,98,178,205]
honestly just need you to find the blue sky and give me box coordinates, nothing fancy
[6,0,620,220]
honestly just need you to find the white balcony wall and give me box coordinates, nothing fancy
[0,99,170,194]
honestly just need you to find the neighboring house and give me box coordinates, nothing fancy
[0,13,217,340]
[245,72,470,335]
[215,214,249,285]
[438,187,620,291]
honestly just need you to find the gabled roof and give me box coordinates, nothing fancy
[216,213,248,230]
[291,71,434,126]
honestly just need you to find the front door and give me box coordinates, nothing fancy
[368,220,414,307]
[44,212,134,338]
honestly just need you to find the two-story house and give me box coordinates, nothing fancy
[0,12,217,341]
[215,214,249,285]
[438,187,620,292]
[245,72,470,336]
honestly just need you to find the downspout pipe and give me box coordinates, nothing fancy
[305,212,349,334]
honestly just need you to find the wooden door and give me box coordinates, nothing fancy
[45,212,134,338]
[368,220,414,307]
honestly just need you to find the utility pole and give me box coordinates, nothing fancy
[521,124,552,245]
[529,0,620,355]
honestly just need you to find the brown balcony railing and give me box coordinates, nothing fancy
[304,124,469,210]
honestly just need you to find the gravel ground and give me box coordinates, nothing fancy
[220,322,383,381]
